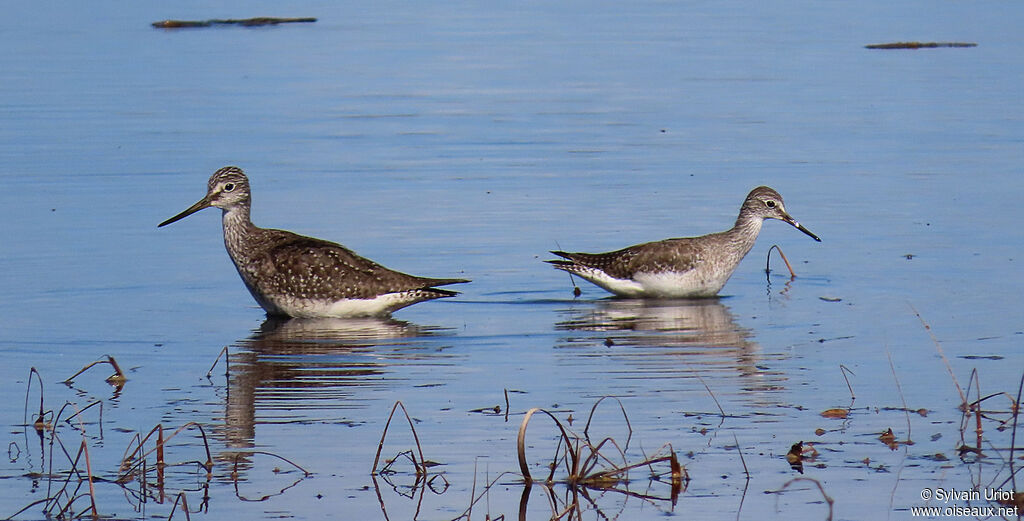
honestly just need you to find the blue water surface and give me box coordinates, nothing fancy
[1,1,1022,520]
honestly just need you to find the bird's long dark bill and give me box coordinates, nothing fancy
[795,223,821,242]
[783,215,821,242]
[158,196,212,227]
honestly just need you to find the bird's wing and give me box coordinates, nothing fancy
[259,234,447,300]
[551,239,700,279]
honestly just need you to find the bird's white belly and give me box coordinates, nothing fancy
[633,271,724,298]
[581,269,726,298]
[574,269,646,297]
[271,293,418,318]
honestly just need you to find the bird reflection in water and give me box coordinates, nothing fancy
[217,316,456,451]
[555,298,785,396]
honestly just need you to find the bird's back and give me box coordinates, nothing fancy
[227,227,467,312]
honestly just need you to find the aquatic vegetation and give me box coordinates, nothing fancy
[7,366,312,520]
[4,309,1023,520]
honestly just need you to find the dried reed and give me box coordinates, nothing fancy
[766,477,834,520]
[63,355,126,387]
[515,397,684,510]
[372,401,428,477]
[765,244,797,278]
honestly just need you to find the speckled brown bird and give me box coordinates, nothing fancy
[159,166,469,317]
[546,186,820,298]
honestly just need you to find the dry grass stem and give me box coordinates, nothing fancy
[449,467,517,521]
[232,452,311,502]
[63,400,103,436]
[81,439,98,518]
[733,433,750,479]
[839,365,856,400]
[517,408,575,484]
[582,396,632,450]
[886,348,912,442]
[207,346,229,378]
[768,477,834,521]
[693,371,727,417]
[5,498,53,520]
[766,244,797,278]
[237,450,311,476]
[515,398,684,517]
[168,491,192,520]
[11,369,231,520]
[24,367,50,433]
[910,304,966,407]
[1010,372,1022,492]
[118,422,214,480]
[62,355,126,387]
[961,370,984,452]
[372,401,428,477]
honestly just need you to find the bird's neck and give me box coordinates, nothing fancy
[726,213,765,256]
[221,204,257,259]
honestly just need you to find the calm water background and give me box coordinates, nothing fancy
[1,1,1022,520]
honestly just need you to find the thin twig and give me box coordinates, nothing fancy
[372,401,427,476]
[910,304,966,407]
[886,348,912,442]
[766,244,797,278]
[517,408,577,483]
[4,498,52,520]
[1008,371,1022,492]
[839,365,856,400]
[63,355,125,385]
[105,355,127,385]
[694,371,726,417]
[969,370,983,451]
[64,400,103,432]
[118,422,214,479]
[207,346,229,378]
[767,477,834,521]
[241,450,311,475]
[582,396,633,451]
[24,367,47,431]
[168,491,192,520]
[736,471,751,521]
[79,438,99,518]
[733,433,750,479]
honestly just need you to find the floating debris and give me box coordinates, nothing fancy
[786,441,818,473]
[786,441,804,467]
[468,405,502,415]
[865,41,977,50]
[878,428,895,442]
[820,408,849,419]
[819,296,842,303]
[961,354,1004,360]
[152,17,317,29]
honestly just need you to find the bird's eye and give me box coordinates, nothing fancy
[765,200,776,208]
[223,183,235,193]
